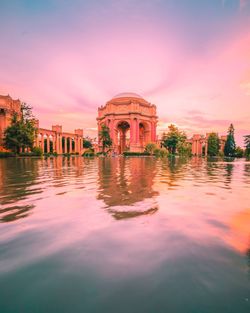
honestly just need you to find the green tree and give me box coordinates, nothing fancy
[4,103,37,154]
[99,124,112,153]
[244,135,250,157]
[224,124,236,157]
[83,137,93,149]
[207,132,220,156]
[161,124,186,155]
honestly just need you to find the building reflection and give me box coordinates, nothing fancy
[0,156,91,223]
[0,158,40,222]
[97,157,159,219]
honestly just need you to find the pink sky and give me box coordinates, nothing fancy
[0,0,249,145]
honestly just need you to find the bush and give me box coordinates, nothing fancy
[145,143,157,155]
[123,151,150,157]
[96,152,107,157]
[235,146,244,158]
[0,151,15,158]
[154,148,168,158]
[32,147,43,156]
[82,149,95,157]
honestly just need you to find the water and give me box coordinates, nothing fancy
[0,156,249,313]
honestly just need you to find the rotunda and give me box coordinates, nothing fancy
[97,92,157,153]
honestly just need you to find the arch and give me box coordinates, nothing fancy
[115,121,130,154]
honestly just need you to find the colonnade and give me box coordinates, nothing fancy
[34,126,84,154]
[99,117,157,153]
[190,134,227,156]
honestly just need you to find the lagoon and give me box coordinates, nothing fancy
[0,156,250,313]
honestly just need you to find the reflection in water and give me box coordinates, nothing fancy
[97,157,159,219]
[0,158,40,222]
[0,157,250,313]
[0,205,35,223]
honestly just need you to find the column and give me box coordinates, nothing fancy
[59,135,62,154]
[47,136,50,153]
[130,118,135,144]
[151,122,155,142]
[136,119,140,144]
[205,140,208,156]
[52,137,55,153]
[110,119,115,141]
[69,138,72,154]
[41,135,44,153]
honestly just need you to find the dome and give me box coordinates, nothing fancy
[112,92,143,100]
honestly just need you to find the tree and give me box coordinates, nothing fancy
[83,137,93,149]
[4,103,37,154]
[224,124,236,157]
[244,135,250,157]
[99,124,112,153]
[207,132,220,156]
[161,124,186,155]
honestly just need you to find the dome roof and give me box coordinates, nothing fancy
[112,92,143,99]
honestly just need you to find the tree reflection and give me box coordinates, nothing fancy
[0,205,35,223]
[247,248,250,278]
[97,157,159,219]
[0,158,40,222]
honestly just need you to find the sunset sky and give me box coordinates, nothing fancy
[0,0,249,145]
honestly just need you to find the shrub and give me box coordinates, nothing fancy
[235,146,244,158]
[0,151,15,158]
[145,143,157,155]
[82,149,95,157]
[154,148,168,158]
[96,151,107,157]
[32,147,43,156]
[123,151,150,157]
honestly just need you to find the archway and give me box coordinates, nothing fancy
[139,122,150,147]
[116,121,130,154]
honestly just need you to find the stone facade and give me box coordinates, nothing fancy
[0,95,22,150]
[189,133,227,156]
[36,124,84,154]
[97,92,157,153]
[0,94,84,154]
[1,93,228,156]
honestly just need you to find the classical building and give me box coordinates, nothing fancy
[1,93,228,156]
[0,94,84,154]
[97,92,157,153]
[0,95,22,150]
[190,133,227,156]
[36,124,84,154]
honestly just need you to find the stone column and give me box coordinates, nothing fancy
[52,137,55,153]
[205,140,208,156]
[136,119,140,144]
[55,135,58,153]
[151,122,155,142]
[58,135,61,154]
[69,138,72,154]
[130,118,135,145]
[78,138,81,154]
[74,138,78,153]
[41,135,44,153]
[35,135,39,148]
[47,136,50,153]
